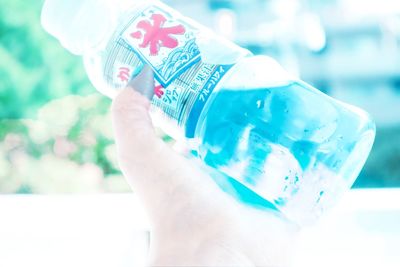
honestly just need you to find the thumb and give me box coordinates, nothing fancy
[111,84,224,223]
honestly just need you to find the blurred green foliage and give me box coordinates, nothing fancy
[0,0,130,193]
[0,95,132,193]
[0,0,94,119]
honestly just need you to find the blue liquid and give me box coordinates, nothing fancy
[195,81,375,223]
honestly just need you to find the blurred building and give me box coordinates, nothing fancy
[165,0,400,187]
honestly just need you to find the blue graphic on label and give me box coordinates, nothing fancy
[103,4,236,138]
[121,5,201,87]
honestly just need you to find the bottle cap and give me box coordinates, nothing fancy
[41,0,117,55]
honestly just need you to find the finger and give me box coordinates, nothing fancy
[112,66,162,171]
[112,87,228,223]
[112,87,173,217]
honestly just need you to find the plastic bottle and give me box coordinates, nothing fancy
[41,0,376,225]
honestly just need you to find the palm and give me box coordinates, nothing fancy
[149,156,297,267]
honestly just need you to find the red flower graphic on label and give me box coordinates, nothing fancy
[118,67,131,82]
[154,84,165,98]
[130,13,186,56]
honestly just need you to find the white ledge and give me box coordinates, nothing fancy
[0,189,399,267]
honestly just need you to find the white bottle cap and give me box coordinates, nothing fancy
[41,0,118,55]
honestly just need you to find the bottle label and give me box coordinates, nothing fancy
[104,3,236,138]
[121,6,202,87]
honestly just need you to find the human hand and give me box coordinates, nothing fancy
[112,84,299,266]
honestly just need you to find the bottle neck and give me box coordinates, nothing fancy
[85,1,155,55]
[41,0,129,56]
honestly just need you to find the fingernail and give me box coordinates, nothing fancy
[129,65,155,100]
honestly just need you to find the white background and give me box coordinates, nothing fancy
[0,189,399,267]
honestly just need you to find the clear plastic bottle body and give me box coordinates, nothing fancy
[42,0,376,225]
